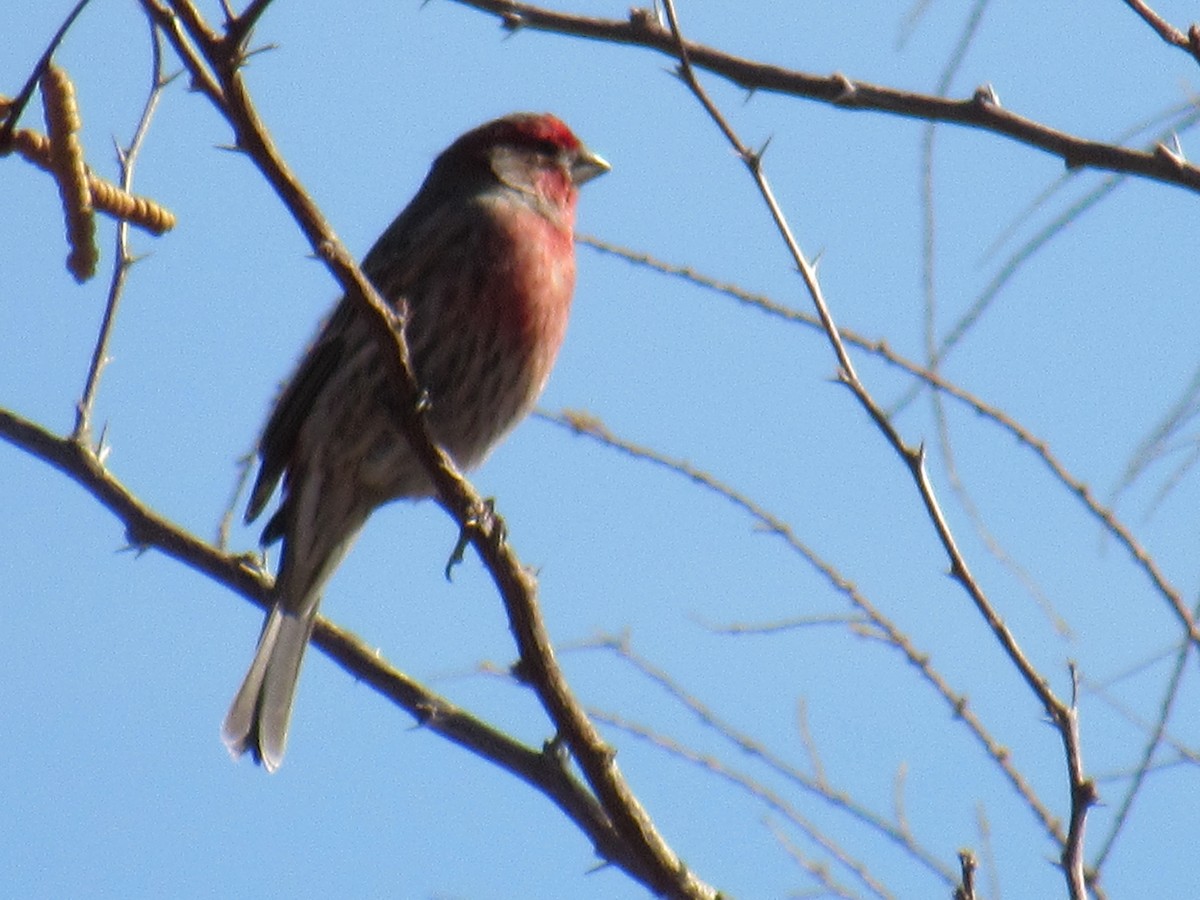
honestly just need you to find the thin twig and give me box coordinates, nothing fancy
[1120,0,1200,66]
[654,5,1097,893]
[0,0,93,152]
[591,708,896,900]
[579,232,1199,654]
[74,26,172,441]
[762,816,861,900]
[1061,666,1097,898]
[0,404,634,883]
[575,632,955,886]
[542,409,1062,849]
[1091,607,1198,869]
[448,0,1200,194]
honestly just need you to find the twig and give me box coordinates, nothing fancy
[894,100,1200,416]
[543,409,1062,850]
[1062,666,1097,898]
[1091,607,1198,869]
[1120,0,1200,66]
[448,0,1200,194]
[575,632,954,886]
[581,231,1198,665]
[591,708,895,900]
[654,4,1098,893]
[0,403,634,886]
[762,816,862,900]
[0,0,93,152]
[74,26,173,441]
[953,850,977,900]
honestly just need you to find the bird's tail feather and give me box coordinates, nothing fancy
[222,606,315,772]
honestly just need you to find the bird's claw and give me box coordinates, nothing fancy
[443,498,501,580]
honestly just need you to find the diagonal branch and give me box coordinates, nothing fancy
[657,1,1097,895]
[0,404,633,884]
[449,0,1200,195]
[542,409,1064,851]
[75,24,174,442]
[1120,0,1200,66]
[579,236,1198,650]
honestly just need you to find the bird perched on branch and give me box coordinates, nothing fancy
[222,113,609,771]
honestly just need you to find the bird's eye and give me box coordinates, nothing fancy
[532,139,565,159]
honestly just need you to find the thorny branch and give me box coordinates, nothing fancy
[450,0,1200,194]
[0,405,630,876]
[1121,0,1200,67]
[74,26,173,442]
[578,234,1196,651]
[657,0,1097,895]
[5,2,1194,896]
[542,409,1062,852]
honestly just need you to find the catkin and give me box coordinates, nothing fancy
[41,64,97,282]
[11,122,177,235]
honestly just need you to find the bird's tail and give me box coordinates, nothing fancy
[222,493,367,772]
[221,602,316,773]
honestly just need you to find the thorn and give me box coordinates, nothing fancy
[443,498,498,580]
[95,421,111,465]
[1154,140,1185,169]
[1170,132,1187,162]
[755,133,773,162]
[509,655,533,684]
[831,72,857,104]
[972,82,1001,108]
[500,12,524,33]
[628,6,661,31]
[241,42,279,63]
[542,732,569,765]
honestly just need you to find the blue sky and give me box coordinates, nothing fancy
[4,1,1200,897]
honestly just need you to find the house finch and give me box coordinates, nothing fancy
[222,113,608,771]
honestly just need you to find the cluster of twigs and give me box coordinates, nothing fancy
[3,1,1199,898]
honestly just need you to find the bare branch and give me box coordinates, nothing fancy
[1120,0,1200,66]
[542,409,1063,849]
[448,0,1200,194]
[75,25,173,441]
[0,404,638,886]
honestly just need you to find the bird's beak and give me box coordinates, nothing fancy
[571,147,610,186]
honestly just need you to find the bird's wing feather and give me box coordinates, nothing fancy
[244,188,480,536]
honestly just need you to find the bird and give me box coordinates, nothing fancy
[222,113,608,771]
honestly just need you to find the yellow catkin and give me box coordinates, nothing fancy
[11,127,176,235]
[41,64,97,282]
[88,176,177,234]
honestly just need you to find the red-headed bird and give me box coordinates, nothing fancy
[223,113,608,771]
